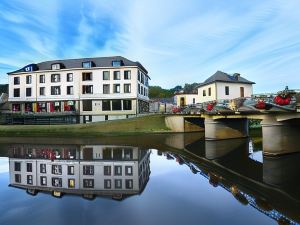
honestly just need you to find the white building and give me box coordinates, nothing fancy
[175,93,199,107]
[197,71,255,103]
[7,56,150,123]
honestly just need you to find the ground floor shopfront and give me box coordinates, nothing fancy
[7,98,149,124]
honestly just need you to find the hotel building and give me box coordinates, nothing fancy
[7,56,150,124]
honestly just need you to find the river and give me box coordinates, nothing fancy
[0,130,299,225]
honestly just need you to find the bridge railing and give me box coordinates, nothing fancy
[174,88,300,114]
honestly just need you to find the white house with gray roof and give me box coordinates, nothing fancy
[197,71,255,103]
[7,56,150,124]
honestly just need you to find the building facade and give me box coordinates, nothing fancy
[7,56,150,123]
[175,93,199,107]
[197,71,255,103]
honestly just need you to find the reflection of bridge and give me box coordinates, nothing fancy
[165,112,300,155]
[159,137,300,225]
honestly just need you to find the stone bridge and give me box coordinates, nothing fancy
[165,112,300,156]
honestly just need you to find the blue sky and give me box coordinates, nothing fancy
[0,0,300,93]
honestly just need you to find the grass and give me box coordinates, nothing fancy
[0,114,170,137]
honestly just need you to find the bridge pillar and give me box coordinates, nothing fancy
[261,117,300,155]
[204,118,249,140]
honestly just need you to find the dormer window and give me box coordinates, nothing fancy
[25,66,33,72]
[51,63,61,70]
[112,60,122,67]
[82,61,93,68]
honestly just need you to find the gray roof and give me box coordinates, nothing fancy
[8,56,148,75]
[197,71,255,88]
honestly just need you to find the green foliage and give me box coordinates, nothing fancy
[149,83,200,99]
[183,83,200,94]
[149,86,173,98]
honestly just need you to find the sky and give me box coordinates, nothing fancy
[0,0,300,93]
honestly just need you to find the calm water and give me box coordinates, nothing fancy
[0,131,299,225]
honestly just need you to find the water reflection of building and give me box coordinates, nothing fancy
[9,144,150,200]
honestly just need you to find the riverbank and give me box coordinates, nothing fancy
[0,114,262,137]
[0,115,171,137]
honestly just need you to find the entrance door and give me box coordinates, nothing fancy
[240,87,245,97]
[180,97,185,107]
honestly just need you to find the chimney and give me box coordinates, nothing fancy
[233,73,240,80]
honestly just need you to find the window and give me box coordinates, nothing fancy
[52,177,62,187]
[15,174,21,183]
[40,164,46,173]
[102,100,111,111]
[123,100,132,110]
[103,84,110,94]
[68,166,74,175]
[124,148,133,159]
[208,87,211,96]
[83,179,94,188]
[13,88,20,97]
[112,100,121,111]
[27,175,33,185]
[68,179,75,188]
[82,72,92,81]
[26,75,32,84]
[125,166,133,175]
[104,179,111,189]
[141,74,144,84]
[67,73,73,82]
[138,84,140,94]
[12,103,21,112]
[112,60,122,67]
[82,61,92,68]
[225,86,230,95]
[103,71,110,80]
[83,165,94,175]
[114,179,122,189]
[51,63,61,70]
[82,85,93,94]
[27,163,32,172]
[25,103,33,112]
[125,179,133,189]
[40,176,47,186]
[14,77,20,85]
[203,89,206,97]
[26,88,32,97]
[52,165,62,175]
[40,75,45,83]
[67,86,73,95]
[39,87,45,96]
[104,166,111,175]
[124,70,131,80]
[141,86,144,95]
[124,84,131,93]
[25,65,33,72]
[113,71,120,80]
[14,162,21,171]
[51,74,60,82]
[113,84,120,93]
[51,86,61,95]
[145,77,149,87]
[82,100,93,111]
[114,166,122,176]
